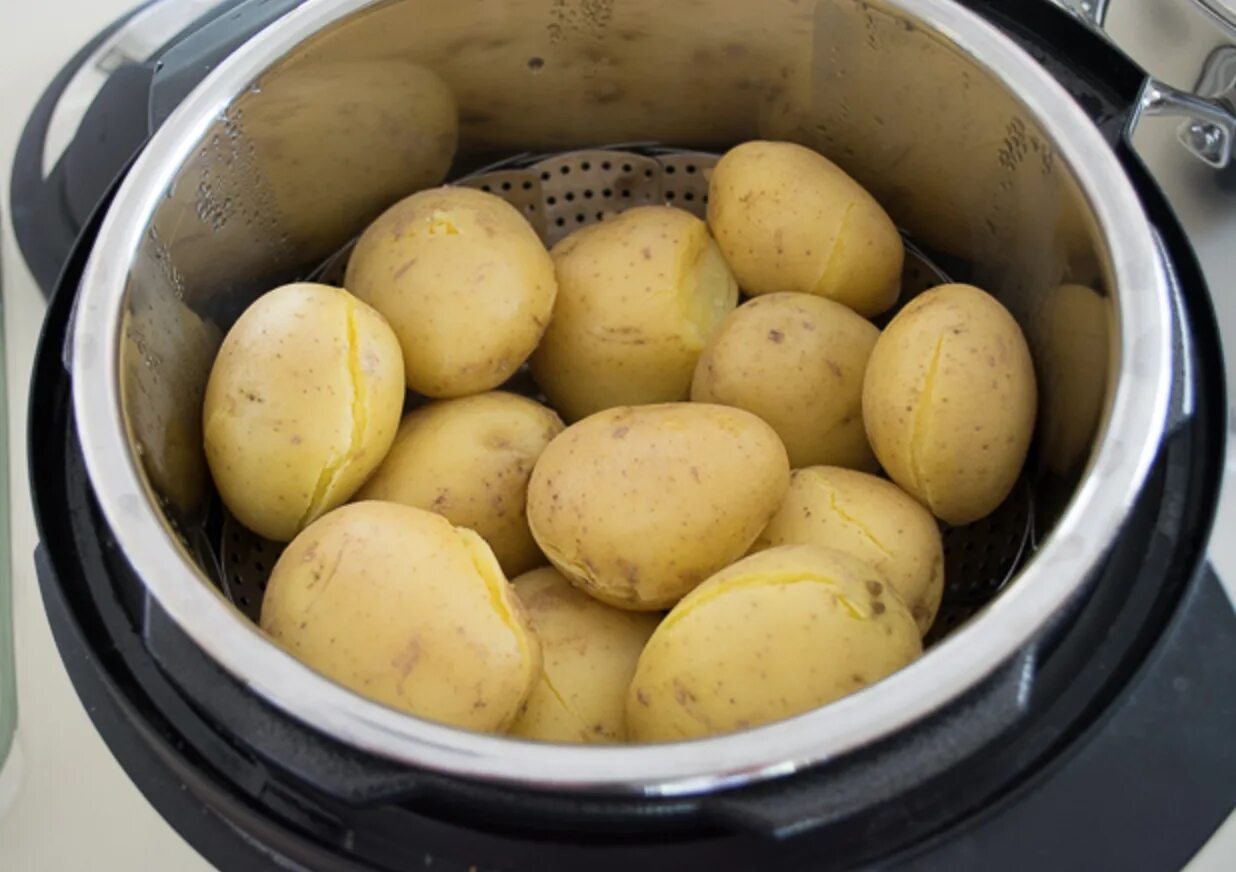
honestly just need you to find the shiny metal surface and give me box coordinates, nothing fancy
[71,0,1172,793]
[1049,0,1236,167]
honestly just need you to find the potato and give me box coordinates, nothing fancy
[691,293,878,469]
[862,283,1037,525]
[530,206,739,422]
[527,403,790,610]
[627,545,921,742]
[508,568,660,743]
[345,186,557,398]
[753,467,943,634]
[356,392,564,577]
[260,501,540,733]
[203,283,404,542]
[706,141,903,317]
[1032,284,1109,476]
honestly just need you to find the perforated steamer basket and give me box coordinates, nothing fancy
[69,0,1173,795]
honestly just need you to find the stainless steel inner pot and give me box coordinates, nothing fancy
[70,0,1173,794]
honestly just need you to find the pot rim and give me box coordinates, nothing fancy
[70,0,1172,795]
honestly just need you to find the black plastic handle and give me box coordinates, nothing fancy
[8,3,154,295]
[891,566,1236,871]
[148,0,304,129]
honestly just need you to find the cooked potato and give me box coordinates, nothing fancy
[530,205,738,422]
[1033,284,1109,476]
[356,391,564,577]
[862,283,1036,525]
[508,567,660,743]
[527,403,790,610]
[691,293,878,469]
[260,501,540,732]
[753,467,943,634]
[627,544,921,741]
[203,283,404,542]
[706,140,903,317]
[345,186,557,398]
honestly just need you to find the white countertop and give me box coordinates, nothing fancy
[0,2,1232,870]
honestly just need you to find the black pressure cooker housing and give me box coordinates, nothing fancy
[16,1,1236,869]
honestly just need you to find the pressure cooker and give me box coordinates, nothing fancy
[11,0,1236,868]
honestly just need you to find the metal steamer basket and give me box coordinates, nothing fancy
[65,0,1187,803]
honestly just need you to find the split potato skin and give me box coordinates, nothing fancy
[691,292,879,470]
[259,501,541,733]
[530,205,739,422]
[509,567,660,743]
[526,403,790,611]
[754,467,944,634]
[356,391,564,577]
[203,283,405,542]
[707,140,903,317]
[862,283,1037,525]
[345,186,557,398]
[627,544,921,742]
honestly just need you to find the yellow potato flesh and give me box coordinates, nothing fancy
[754,467,944,634]
[509,567,660,743]
[526,403,790,610]
[862,283,1037,525]
[707,140,903,317]
[627,544,921,742]
[202,283,405,542]
[345,186,557,398]
[260,501,540,733]
[691,292,878,469]
[530,205,738,422]
[357,392,564,577]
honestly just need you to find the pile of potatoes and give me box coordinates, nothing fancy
[203,140,1036,744]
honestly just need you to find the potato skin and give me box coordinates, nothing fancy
[356,392,564,577]
[627,544,921,742]
[526,403,790,611]
[691,293,878,469]
[508,568,660,743]
[530,205,738,422]
[203,283,404,542]
[260,502,540,733]
[753,467,943,634]
[345,186,557,398]
[862,283,1037,525]
[707,141,903,317]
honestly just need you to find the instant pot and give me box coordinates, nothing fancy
[11,0,1236,868]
